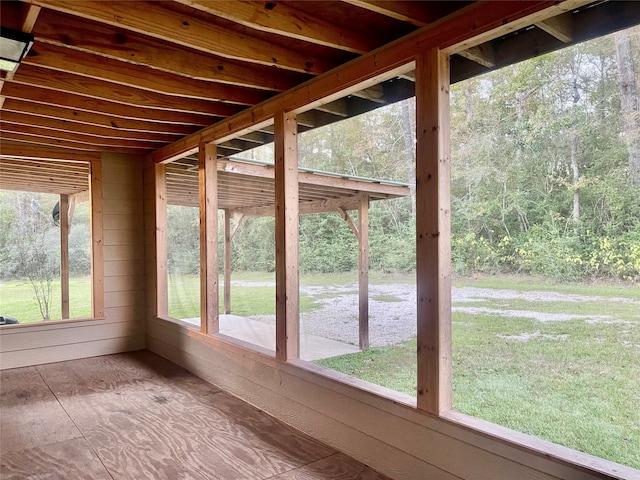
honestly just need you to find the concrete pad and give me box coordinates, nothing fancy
[183,315,359,361]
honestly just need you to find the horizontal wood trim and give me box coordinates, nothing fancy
[102,199,143,216]
[0,336,144,370]
[103,229,144,247]
[0,320,143,353]
[104,289,144,309]
[102,214,142,231]
[103,305,145,323]
[104,275,145,294]
[104,260,145,277]
[103,245,145,262]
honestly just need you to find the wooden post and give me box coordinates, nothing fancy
[274,110,299,361]
[358,194,370,350]
[200,142,219,334]
[415,49,452,414]
[224,209,231,314]
[60,194,70,319]
[155,162,168,318]
[89,159,104,318]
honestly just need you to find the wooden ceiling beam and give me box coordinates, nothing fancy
[0,123,160,150]
[11,65,244,117]
[0,141,100,162]
[0,159,89,177]
[342,0,460,27]
[0,177,87,196]
[174,0,377,54]
[535,13,574,43]
[1,83,209,128]
[25,42,272,105]
[0,133,150,154]
[457,43,496,68]
[149,0,593,163]
[1,111,179,143]
[25,0,334,74]
[32,9,309,92]
[2,98,197,136]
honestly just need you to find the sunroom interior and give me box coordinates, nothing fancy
[1,1,639,479]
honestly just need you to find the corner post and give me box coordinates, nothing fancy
[155,162,168,318]
[415,48,452,414]
[90,158,104,318]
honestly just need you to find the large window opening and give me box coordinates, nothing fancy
[450,27,640,468]
[0,158,98,324]
[295,74,418,396]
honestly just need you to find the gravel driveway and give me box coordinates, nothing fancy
[242,281,639,347]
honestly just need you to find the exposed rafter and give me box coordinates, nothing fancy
[175,0,377,53]
[24,0,335,74]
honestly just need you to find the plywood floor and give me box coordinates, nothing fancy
[0,351,391,480]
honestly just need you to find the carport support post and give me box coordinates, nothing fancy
[60,194,70,319]
[358,194,369,350]
[224,209,231,314]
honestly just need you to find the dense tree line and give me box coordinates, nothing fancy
[231,27,640,282]
[4,28,638,287]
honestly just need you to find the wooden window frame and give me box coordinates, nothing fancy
[149,1,634,476]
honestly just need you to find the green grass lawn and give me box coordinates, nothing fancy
[0,277,92,323]
[167,273,319,320]
[316,274,640,470]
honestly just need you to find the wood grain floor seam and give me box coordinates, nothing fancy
[36,365,117,480]
[1,351,393,480]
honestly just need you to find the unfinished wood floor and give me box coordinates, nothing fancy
[0,351,391,480]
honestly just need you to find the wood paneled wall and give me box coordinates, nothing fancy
[0,153,145,369]
[146,319,627,480]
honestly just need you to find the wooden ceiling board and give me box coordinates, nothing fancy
[0,0,636,166]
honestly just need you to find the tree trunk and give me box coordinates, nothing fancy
[401,99,417,215]
[571,74,581,234]
[615,30,640,187]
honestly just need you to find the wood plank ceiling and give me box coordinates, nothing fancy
[1,0,640,162]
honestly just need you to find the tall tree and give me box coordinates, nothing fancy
[615,29,640,187]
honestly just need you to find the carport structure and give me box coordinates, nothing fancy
[164,155,410,350]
